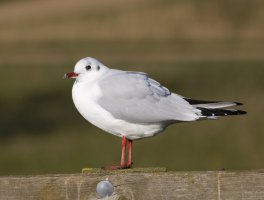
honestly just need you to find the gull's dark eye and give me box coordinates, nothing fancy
[86,65,91,70]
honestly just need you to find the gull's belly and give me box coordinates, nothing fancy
[72,82,165,140]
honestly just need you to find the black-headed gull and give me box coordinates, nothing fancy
[65,57,246,170]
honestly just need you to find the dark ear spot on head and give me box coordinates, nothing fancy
[97,65,100,70]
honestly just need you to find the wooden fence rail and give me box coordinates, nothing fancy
[0,169,264,200]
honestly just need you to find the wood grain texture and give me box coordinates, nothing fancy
[0,169,264,200]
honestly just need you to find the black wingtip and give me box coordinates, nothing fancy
[183,98,221,105]
[198,107,247,117]
[235,102,243,106]
[237,110,247,115]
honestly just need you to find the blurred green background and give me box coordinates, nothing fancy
[0,0,263,175]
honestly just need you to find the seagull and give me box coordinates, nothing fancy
[65,57,246,170]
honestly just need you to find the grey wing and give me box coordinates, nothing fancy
[97,70,200,123]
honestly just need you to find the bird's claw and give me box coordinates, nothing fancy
[102,164,132,170]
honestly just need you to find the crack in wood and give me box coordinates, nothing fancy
[217,171,221,200]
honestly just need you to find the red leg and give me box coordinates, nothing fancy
[102,136,129,170]
[120,136,127,168]
[127,139,133,168]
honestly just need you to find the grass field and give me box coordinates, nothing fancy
[0,0,263,175]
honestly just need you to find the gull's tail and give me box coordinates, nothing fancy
[184,98,247,119]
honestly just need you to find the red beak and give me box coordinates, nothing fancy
[64,72,79,78]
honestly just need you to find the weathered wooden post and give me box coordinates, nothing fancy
[0,169,264,200]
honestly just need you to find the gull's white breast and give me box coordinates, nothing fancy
[72,81,165,140]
